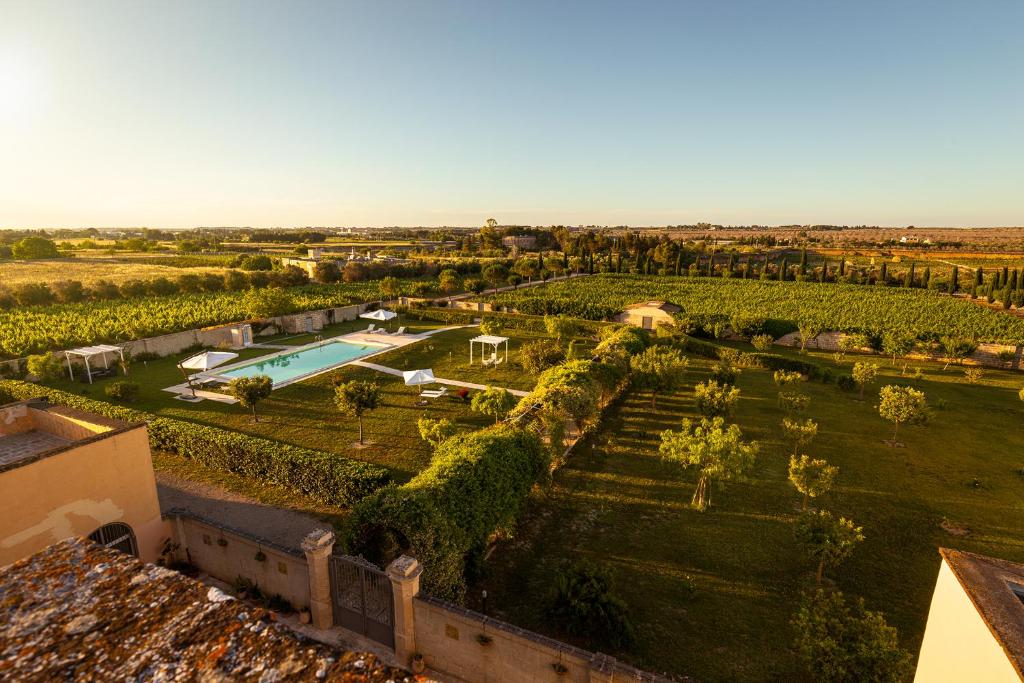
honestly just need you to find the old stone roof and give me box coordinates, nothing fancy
[939,547,1024,678]
[622,300,682,313]
[0,538,417,682]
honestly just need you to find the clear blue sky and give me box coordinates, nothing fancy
[1,0,1021,228]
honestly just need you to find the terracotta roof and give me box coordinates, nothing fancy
[0,538,417,681]
[623,301,682,313]
[939,547,1024,677]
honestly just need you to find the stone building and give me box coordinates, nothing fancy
[614,300,682,330]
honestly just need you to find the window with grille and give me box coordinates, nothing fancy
[88,522,138,558]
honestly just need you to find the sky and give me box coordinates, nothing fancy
[1,0,1022,229]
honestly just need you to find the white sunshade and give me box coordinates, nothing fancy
[66,344,123,357]
[179,351,239,372]
[469,334,509,345]
[359,309,398,321]
[403,369,436,386]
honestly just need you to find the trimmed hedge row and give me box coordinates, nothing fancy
[347,425,547,601]
[0,380,390,507]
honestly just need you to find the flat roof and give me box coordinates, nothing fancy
[0,538,418,681]
[940,547,1024,678]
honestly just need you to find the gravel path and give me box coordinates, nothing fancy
[156,471,329,553]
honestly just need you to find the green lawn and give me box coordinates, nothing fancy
[477,351,1024,682]
[43,318,579,479]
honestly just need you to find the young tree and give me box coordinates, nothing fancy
[379,276,402,301]
[938,336,977,369]
[228,375,273,422]
[519,339,566,374]
[482,263,509,293]
[782,417,818,455]
[544,314,579,343]
[792,589,912,683]
[878,385,927,441]
[788,456,838,510]
[795,510,864,585]
[335,380,381,445]
[471,386,516,424]
[26,353,65,382]
[417,417,456,447]
[797,320,821,354]
[629,345,689,409]
[881,332,915,366]
[479,317,503,336]
[694,379,741,418]
[438,268,462,300]
[659,416,759,510]
[851,362,879,399]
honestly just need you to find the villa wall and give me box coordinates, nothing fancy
[168,511,311,612]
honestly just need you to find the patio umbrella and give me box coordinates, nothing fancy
[178,351,239,398]
[402,368,436,387]
[359,309,398,321]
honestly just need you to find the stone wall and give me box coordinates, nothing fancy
[168,511,311,613]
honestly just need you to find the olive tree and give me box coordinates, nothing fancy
[694,379,741,418]
[417,417,456,447]
[881,332,915,366]
[788,456,838,510]
[471,386,517,424]
[659,416,759,511]
[228,375,273,422]
[851,362,879,399]
[797,320,821,354]
[938,336,977,370]
[438,268,462,300]
[335,380,381,445]
[794,509,864,585]
[878,385,927,441]
[782,417,818,455]
[630,345,689,409]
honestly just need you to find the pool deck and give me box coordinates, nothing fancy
[160,327,459,402]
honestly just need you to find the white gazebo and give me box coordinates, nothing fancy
[64,344,126,384]
[469,335,509,366]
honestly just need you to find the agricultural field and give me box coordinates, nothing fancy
[478,347,1024,681]
[482,273,1024,342]
[0,280,427,357]
[0,255,232,286]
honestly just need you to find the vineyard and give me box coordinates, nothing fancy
[483,274,1024,343]
[0,280,405,357]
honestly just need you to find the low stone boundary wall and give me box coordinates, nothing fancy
[412,595,679,683]
[167,510,311,613]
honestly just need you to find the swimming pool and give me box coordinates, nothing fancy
[216,339,388,386]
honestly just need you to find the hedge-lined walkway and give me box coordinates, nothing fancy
[349,359,531,397]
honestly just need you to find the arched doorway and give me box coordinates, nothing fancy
[88,522,138,558]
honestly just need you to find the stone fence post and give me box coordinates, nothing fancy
[387,555,423,667]
[301,529,335,630]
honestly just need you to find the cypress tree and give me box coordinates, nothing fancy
[923,266,931,289]
[799,248,807,275]
[1011,268,1019,290]
[839,257,846,277]
[779,257,787,281]
[906,262,916,288]
[1002,285,1013,309]
[950,265,959,294]
[707,249,716,277]
[634,249,643,273]
[975,266,984,288]
[880,262,888,283]
[1003,266,1009,285]
[820,259,828,283]
[744,257,753,279]
[537,249,544,271]
[606,250,612,271]
[588,251,594,274]
[675,251,683,276]
[616,251,623,273]
[726,252,735,276]
[562,250,569,269]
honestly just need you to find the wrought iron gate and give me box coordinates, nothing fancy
[328,554,395,648]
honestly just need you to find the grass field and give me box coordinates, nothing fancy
[40,319,567,478]
[0,256,230,285]
[477,347,1024,682]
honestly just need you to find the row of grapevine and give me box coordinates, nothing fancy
[0,281,405,358]
[482,274,1024,343]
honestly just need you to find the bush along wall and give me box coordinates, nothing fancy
[0,380,390,507]
[347,425,547,601]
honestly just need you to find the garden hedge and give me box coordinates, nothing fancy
[0,380,390,507]
[347,425,547,600]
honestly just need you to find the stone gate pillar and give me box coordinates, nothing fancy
[387,555,423,667]
[301,528,335,630]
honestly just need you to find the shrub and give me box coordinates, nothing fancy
[837,374,856,392]
[348,426,547,599]
[26,354,65,382]
[547,562,634,649]
[105,380,140,402]
[963,367,985,384]
[751,334,774,352]
[0,380,389,507]
[519,339,565,374]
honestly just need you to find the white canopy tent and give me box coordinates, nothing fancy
[64,344,125,384]
[177,351,239,398]
[359,309,398,322]
[469,335,509,366]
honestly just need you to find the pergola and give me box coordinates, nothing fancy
[64,344,125,384]
[469,334,509,365]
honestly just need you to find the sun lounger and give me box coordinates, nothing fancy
[390,326,407,336]
[420,387,448,399]
[363,323,376,333]
[493,356,504,366]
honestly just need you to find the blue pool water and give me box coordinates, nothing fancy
[218,340,384,385]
